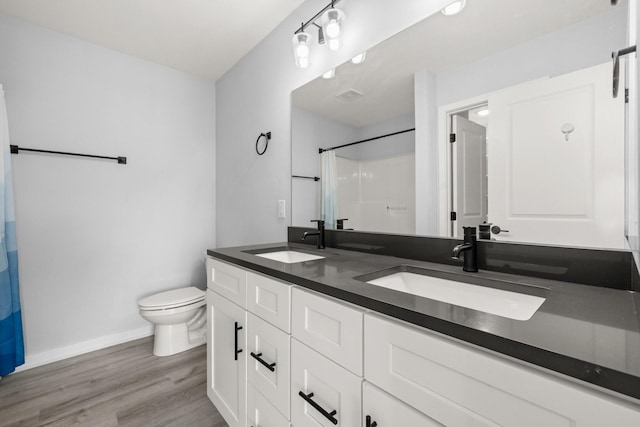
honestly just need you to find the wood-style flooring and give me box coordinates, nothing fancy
[0,337,228,426]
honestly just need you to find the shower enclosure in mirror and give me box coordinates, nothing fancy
[291,0,632,250]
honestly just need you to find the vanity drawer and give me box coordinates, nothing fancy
[206,258,247,308]
[291,288,363,375]
[363,381,442,427]
[246,313,290,420]
[247,272,291,332]
[364,313,640,427]
[291,339,361,427]
[247,384,290,427]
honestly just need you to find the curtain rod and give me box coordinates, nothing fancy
[318,128,415,153]
[10,145,127,164]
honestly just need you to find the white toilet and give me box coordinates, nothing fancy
[138,286,206,357]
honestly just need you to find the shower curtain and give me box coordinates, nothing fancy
[0,85,24,376]
[320,150,338,228]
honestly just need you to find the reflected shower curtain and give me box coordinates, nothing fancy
[0,85,23,376]
[320,150,338,228]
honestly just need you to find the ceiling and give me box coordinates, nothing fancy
[0,0,305,80]
[292,0,623,128]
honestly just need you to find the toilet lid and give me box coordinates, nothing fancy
[139,287,205,310]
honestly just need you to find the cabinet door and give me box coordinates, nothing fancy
[292,288,363,375]
[207,258,247,308]
[363,381,442,427]
[247,312,290,419]
[291,339,361,427]
[207,290,247,427]
[247,384,290,427]
[247,272,291,332]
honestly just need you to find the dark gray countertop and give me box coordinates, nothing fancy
[207,242,640,402]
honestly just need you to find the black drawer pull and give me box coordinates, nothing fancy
[250,352,276,372]
[298,391,338,425]
[366,415,378,427]
[234,322,243,361]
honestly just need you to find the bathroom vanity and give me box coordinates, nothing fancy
[205,232,640,427]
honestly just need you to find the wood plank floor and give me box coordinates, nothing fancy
[0,337,228,427]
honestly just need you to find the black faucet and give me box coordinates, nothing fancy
[301,219,325,249]
[452,226,478,272]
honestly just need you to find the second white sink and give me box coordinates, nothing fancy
[255,250,324,264]
[366,271,546,321]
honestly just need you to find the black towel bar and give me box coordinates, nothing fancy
[10,145,126,164]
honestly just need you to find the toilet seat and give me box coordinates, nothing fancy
[139,287,205,311]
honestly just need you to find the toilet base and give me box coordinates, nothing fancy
[153,322,206,357]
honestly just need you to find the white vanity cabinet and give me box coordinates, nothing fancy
[247,272,291,333]
[362,381,442,427]
[247,384,290,427]
[207,258,293,427]
[291,338,362,427]
[246,312,290,419]
[364,313,640,427]
[207,259,248,427]
[207,256,640,427]
[207,290,247,427]
[290,288,364,426]
[291,287,363,375]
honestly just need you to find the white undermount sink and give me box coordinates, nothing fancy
[365,269,546,321]
[254,250,325,264]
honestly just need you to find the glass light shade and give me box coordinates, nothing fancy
[321,8,345,51]
[328,38,341,51]
[351,51,367,64]
[441,0,466,16]
[292,31,312,69]
[322,68,336,79]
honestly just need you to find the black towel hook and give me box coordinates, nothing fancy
[256,131,271,155]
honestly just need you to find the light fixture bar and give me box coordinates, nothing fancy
[294,0,342,34]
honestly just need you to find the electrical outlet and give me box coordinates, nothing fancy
[278,200,286,219]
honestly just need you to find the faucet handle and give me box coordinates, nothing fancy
[310,219,325,229]
[336,218,348,229]
[463,226,477,236]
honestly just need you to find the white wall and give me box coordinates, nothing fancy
[0,15,215,367]
[337,153,416,234]
[215,0,452,247]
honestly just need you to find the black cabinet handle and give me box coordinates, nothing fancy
[234,322,243,361]
[366,415,378,427]
[298,391,338,425]
[250,352,276,372]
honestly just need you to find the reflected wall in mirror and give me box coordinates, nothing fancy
[291,0,631,250]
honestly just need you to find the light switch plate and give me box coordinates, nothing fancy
[278,200,286,218]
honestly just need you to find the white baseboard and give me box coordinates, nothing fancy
[15,325,154,372]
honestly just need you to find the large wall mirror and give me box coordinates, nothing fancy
[291,0,631,250]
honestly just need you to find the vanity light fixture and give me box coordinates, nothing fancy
[292,0,344,68]
[351,51,367,64]
[441,0,466,16]
[322,68,336,79]
[477,108,489,117]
